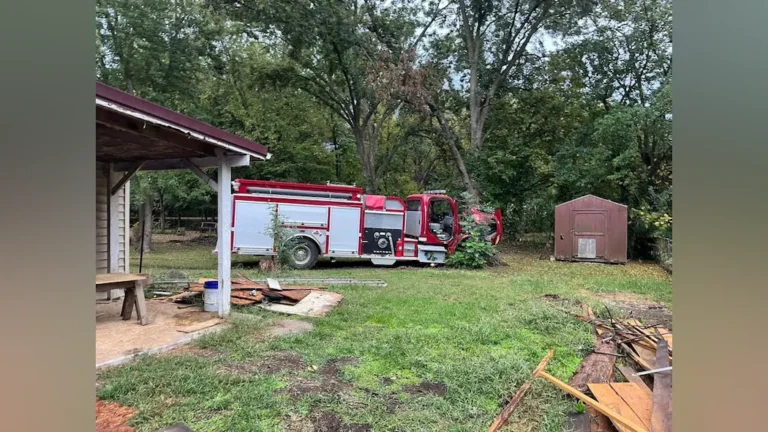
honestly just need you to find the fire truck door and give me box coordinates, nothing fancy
[328,207,361,255]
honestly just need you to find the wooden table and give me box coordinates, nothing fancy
[96,273,149,325]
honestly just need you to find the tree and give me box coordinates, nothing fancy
[210,0,430,193]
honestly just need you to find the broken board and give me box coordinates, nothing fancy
[259,291,343,317]
[588,383,652,432]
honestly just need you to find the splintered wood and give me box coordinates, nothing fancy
[528,306,673,432]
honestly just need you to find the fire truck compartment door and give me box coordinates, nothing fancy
[328,207,361,255]
[233,201,274,252]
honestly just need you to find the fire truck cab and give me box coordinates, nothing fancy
[228,179,501,269]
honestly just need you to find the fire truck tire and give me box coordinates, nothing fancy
[286,238,319,270]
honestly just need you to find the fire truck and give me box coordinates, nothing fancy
[228,179,503,269]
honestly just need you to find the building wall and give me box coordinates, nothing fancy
[96,163,130,299]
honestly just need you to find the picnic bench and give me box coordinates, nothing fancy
[200,221,217,234]
[96,273,149,325]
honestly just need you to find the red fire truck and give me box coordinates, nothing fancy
[228,179,502,269]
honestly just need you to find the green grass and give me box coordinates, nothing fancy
[103,241,671,431]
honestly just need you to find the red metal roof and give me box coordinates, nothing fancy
[96,82,269,158]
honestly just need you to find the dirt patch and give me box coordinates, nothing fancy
[319,357,359,380]
[258,351,305,374]
[281,357,360,398]
[402,381,448,396]
[585,291,672,329]
[310,411,371,432]
[266,319,315,338]
[96,399,137,432]
[173,310,218,327]
[380,377,395,386]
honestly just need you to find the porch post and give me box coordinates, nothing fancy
[216,152,232,317]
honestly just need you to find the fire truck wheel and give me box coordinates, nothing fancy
[287,239,319,269]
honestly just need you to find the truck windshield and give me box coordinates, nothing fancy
[429,199,453,241]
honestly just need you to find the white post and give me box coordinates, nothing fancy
[217,152,232,317]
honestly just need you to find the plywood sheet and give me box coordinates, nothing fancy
[260,291,343,317]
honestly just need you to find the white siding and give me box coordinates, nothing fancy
[97,164,130,300]
[96,166,109,275]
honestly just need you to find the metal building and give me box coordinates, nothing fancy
[554,195,628,264]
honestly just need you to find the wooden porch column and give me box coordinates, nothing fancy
[216,152,232,317]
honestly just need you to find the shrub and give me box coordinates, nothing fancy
[445,211,500,269]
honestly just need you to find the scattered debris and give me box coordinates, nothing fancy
[488,349,554,432]
[537,370,648,432]
[530,307,674,432]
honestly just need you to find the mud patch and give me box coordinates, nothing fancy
[96,399,137,432]
[403,381,448,396]
[540,293,582,307]
[310,411,371,432]
[380,377,395,386]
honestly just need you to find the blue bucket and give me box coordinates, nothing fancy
[203,281,219,312]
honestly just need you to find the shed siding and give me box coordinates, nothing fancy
[554,195,627,264]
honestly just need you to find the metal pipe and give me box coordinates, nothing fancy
[245,186,353,200]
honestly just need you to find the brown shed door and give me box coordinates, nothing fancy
[571,211,607,259]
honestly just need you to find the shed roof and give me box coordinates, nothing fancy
[555,194,627,208]
[96,82,270,169]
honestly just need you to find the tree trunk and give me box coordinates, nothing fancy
[352,127,379,194]
[141,200,152,253]
[158,194,166,231]
[431,108,480,204]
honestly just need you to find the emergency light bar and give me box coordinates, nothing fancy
[423,189,447,195]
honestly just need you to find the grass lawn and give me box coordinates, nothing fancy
[98,239,671,432]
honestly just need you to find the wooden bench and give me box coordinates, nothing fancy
[96,273,149,325]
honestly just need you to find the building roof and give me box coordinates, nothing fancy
[555,194,628,208]
[96,82,270,166]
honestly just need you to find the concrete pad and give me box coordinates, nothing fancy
[260,291,343,317]
[96,299,224,367]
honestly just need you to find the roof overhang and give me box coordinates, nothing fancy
[96,82,271,170]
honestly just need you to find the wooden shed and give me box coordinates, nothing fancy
[554,195,627,264]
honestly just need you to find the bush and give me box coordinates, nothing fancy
[445,211,500,269]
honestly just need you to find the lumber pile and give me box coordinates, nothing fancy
[489,310,672,432]
[166,276,326,307]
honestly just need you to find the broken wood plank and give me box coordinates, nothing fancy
[589,384,649,432]
[275,289,312,302]
[537,371,648,432]
[231,292,264,302]
[650,340,672,432]
[617,366,652,397]
[610,383,653,430]
[488,350,555,432]
[632,343,658,370]
[231,297,258,306]
[620,342,654,371]
[176,318,223,333]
